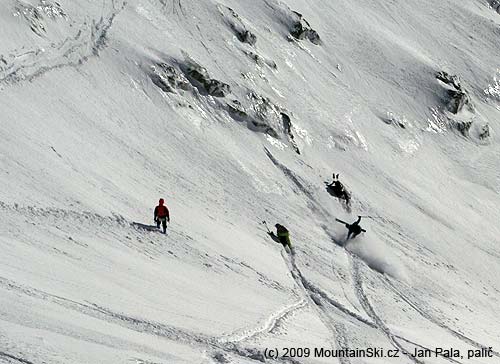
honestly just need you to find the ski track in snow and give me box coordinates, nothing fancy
[393,336,463,364]
[0,200,303,363]
[349,258,467,364]
[254,150,493,364]
[0,351,35,364]
[285,251,349,364]
[265,149,478,364]
[350,258,425,364]
[2,200,483,364]
[384,278,500,359]
[0,0,126,86]
[217,298,308,345]
[0,275,302,364]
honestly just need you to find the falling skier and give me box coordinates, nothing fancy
[154,198,170,234]
[336,216,366,240]
[263,221,292,252]
[326,173,351,209]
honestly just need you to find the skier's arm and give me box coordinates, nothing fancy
[356,216,361,224]
[154,206,158,220]
[166,207,170,221]
[361,229,366,232]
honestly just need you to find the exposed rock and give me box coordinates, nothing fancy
[479,124,490,140]
[453,120,473,137]
[436,71,472,114]
[383,111,409,129]
[183,59,231,97]
[488,0,500,14]
[213,352,230,363]
[281,112,300,154]
[150,63,190,93]
[447,89,470,114]
[226,99,248,121]
[242,50,277,69]
[149,59,230,98]
[249,119,280,138]
[236,29,257,45]
[290,11,321,45]
[205,78,231,97]
[218,5,257,46]
[13,0,66,36]
[436,71,462,91]
[226,93,301,154]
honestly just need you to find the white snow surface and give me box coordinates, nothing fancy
[1,0,500,363]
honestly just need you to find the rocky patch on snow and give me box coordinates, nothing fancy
[149,62,191,93]
[227,94,301,154]
[436,71,472,114]
[488,0,500,14]
[264,2,321,45]
[479,124,491,140]
[181,58,231,97]
[433,71,491,138]
[217,5,257,46]
[149,56,231,98]
[289,11,321,45]
[148,56,232,100]
[147,55,300,153]
[13,0,66,36]
[242,50,277,70]
[382,111,412,129]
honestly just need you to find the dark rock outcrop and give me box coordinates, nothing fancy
[290,11,321,45]
[183,60,231,97]
[149,58,230,98]
[242,50,277,69]
[218,5,257,46]
[436,71,472,114]
[13,0,66,36]
[479,124,490,140]
[281,112,300,154]
[150,63,190,93]
[227,99,248,121]
[226,94,301,154]
[453,120,473,137]
[488,0,500,14]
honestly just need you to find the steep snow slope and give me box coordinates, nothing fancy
[1,0,500,363]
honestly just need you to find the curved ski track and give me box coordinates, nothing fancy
[384,278,500,359]
[0,0,126,86]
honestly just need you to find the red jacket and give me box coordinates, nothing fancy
[154,204,170,219]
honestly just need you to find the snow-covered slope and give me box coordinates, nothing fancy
[1,0,500,363]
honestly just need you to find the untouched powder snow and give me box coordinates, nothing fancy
[1,0,499,363]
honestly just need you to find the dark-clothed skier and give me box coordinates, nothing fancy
[154,198,170,234]
[274,224,292,249]
[336,216,366,240]
[327,173,350,205]
[345,216,365,240]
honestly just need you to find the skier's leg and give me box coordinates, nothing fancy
[156,219,160,228]
[162,219,167,234]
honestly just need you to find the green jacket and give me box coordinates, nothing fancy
[276,225,291,246]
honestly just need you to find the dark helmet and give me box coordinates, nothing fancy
[159,198,164,205]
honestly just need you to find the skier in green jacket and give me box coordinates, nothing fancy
[274,223,292,249]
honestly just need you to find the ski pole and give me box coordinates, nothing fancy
[262,220,271,233]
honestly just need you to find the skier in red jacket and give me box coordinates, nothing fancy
[154,198,170,234]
